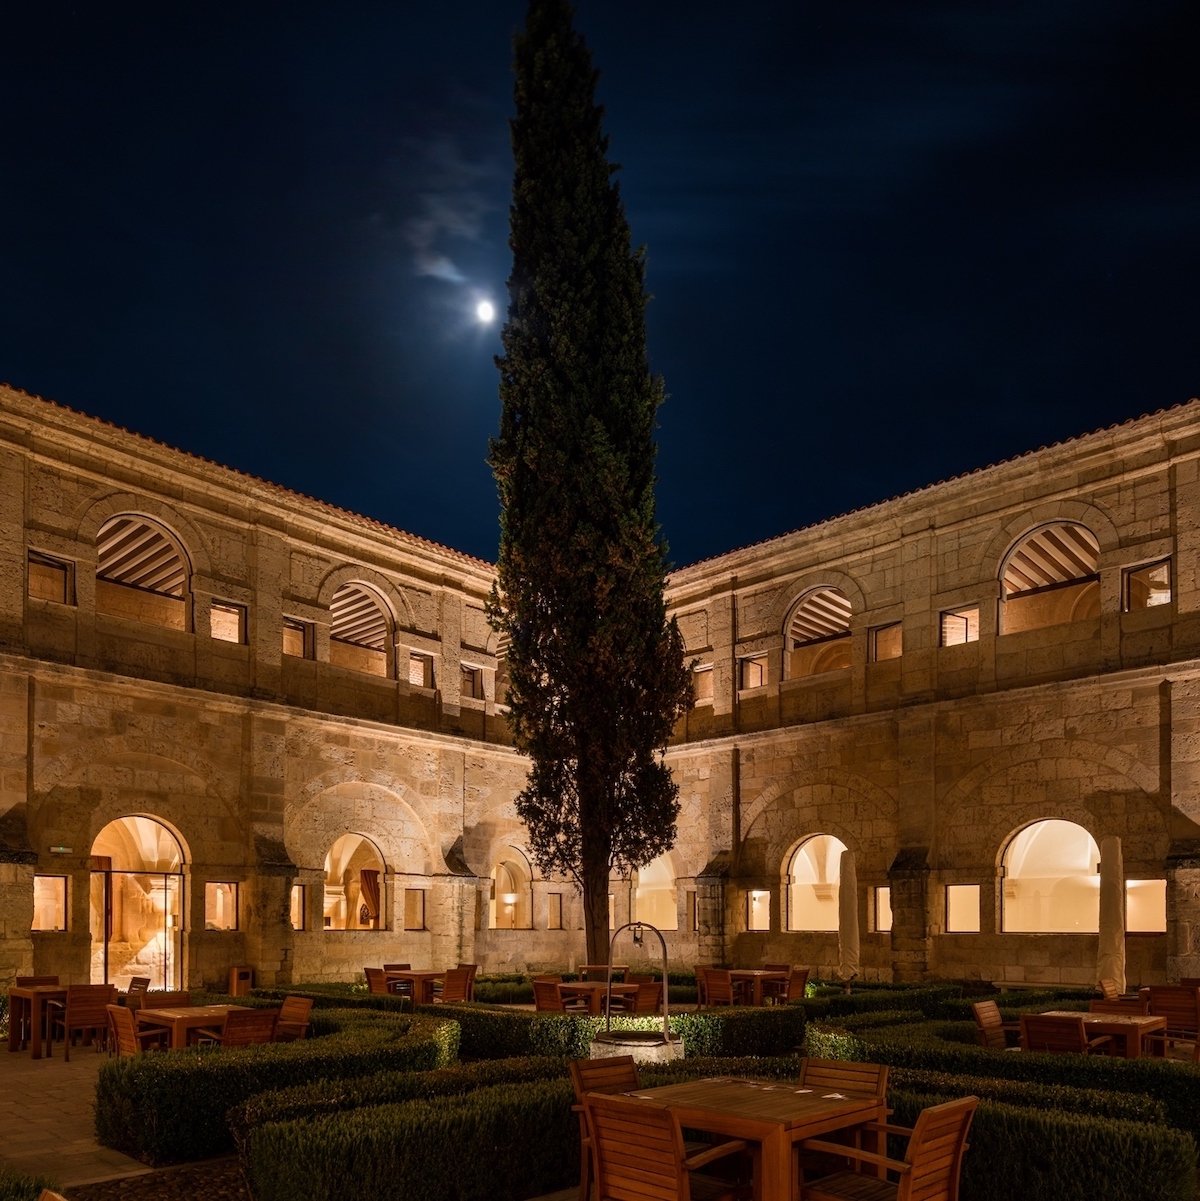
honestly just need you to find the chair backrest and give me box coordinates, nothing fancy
[764,963,790,973]
[582,965,612,982]
[37,1190,69,1201]
[798,1057,889,1098]
[970,1000,1009,1049]
[382,963,411,972]
[364,967,392,995]
[631,980,663,1014]
[785,968,810,1002]
[693,965,711,1006]
[278,995,313,1026]
[1020,1013,1088,1053]
[532,978,565,1012]
[106,1004,145,1057]
[15,975,59,987]
[1098,978,1120,1000]
[1179,977,1200,988]
[457,963,479,999]
[1145,985,1200,1036]
[138,990,191,1010]
[437,967,472,1004]
[897,1095,978,1201]
[63,984,117,1028]
[584,1091,688,1201]
[218,1008,279,1046]
[569,1054,640,1104]
[1090,996,1149,1015]
[704,968,738,1006]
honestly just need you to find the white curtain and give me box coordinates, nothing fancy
[1096,836,1126,992]
[837,850,860,983]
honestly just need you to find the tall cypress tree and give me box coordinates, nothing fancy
[489,0,693,966]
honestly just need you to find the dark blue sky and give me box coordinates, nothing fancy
[3,2,1197,566]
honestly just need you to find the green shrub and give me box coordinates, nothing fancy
[94,1008,459,1164]
[0,1164,57,1201]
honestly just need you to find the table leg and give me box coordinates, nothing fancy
[31,996,45,1059]
[758,1127,787,1201]
[8,996,27,1052]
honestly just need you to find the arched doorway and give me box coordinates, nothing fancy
[1002,819,1100,932]
[90,816,186,989]
[324,833,386,930]
[786,834,848,931]
[633,852,678,930]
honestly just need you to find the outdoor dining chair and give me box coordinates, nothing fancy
[432,967,472,1004]
[796,1058,891,1182]
[1019,1013,1112,1055]
[970,999,1020,1049]
[364,967,407,999]
[274,995,314,1041]
[192,1007,279,1047]
[703,968,749,1007]
[765,967,809,1005]
[106,1003,168,1057]
[131,989,191,1012]
[800,1094,978,1201]
[12,975,59,1049]
[49,983,117,1060]
[1142,985,1200,1060]
[533,976,588,1013]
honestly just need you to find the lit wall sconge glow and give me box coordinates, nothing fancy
[501,892,519,906]
[49,845,73,855]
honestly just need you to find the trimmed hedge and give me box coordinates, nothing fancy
[0,1165,56,1201]
[94,1008,459,1164]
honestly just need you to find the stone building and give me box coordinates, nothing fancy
[2,382,1199,989]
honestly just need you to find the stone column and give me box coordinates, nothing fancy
[888,847,932,983]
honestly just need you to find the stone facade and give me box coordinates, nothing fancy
[2,382,1199,988]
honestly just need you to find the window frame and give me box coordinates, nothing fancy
[1123,558,1172,612]
[204,880,240,931]
[27,550,75,606]
[738,654,768,690]
[32,873,68,932]
[282,617,313,659]
[939,606,980,647]
[870,622,903,662]
[945,883,981,933]
[289,883,306,930]
[210,599,248,645]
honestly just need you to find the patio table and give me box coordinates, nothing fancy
[557,981,640,1015]
[620,1076,885,1201]
[1040,1009,1167,1058]
[384,968,447,1005]
[6,984,67,1059]
[730,969,789,1007]
[136,1003,249,1049]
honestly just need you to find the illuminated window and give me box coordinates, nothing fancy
[945,884,980,933]
[461,665,483,699]
[686,889,697,931]
[1124,560,1172,611]
[873,886,893,932]
[491,854,532,929]
[210,600,246,644]
[324,833,385,930]
[1126,879,1166,932]
[96,514,190,630]
[409,653,434,688]
[282,618,311,658]
[787,834,846,931]
[739,655,767,689]
[870,623,902,662]
[330,582,390,677]
[787,588,852,678]
[999,522,1100,634]
[939,606,979,647]
[634,853,677,930]
[693,665,713,703]
[32,875,67,931]
[28,551,73,605]
[747,889,771,931]
[204,881,239,931]
[608,892,615,930]
[548,892,563,930]
[289,884,306,930]
[1002,820,1098,933]
[403,888,426,930]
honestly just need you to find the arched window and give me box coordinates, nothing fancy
[490,851,533,929]
[324,833,386,930]
[786,834,847,931]
[999,522,1100,635]
[787,589,851,679]
[96,515,191,631]
[1001,819,1099,933]
[633,852,678,930]
[90,815,185,990]
[330,582,392,677]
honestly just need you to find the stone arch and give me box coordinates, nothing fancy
[771,569,869,636]
[316,563,414,629]
[979,499,1122,583]
[75,491,213,579]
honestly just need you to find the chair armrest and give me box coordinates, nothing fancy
[190,1025,223,1042]
[684,1138,749,1172]
[800,1137,910,1176]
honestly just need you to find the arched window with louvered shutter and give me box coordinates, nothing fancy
[785,587,852,679]
[95,515,192,631]
[329,581,393,677]
[999,522,1100,634]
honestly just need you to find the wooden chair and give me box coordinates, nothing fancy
[693,964,712,1008]
[457,962,479,1001]
[1019,1013,1112,1055]
[364,967,407,998]
[1142,985,1200,1060]
[583,1090,751,1201]
[1089,996,1149,1015]
[193,1007,279,1047]
[432,967,472,1004]
[970,999,1020,1049]
[570,1054,642,1201]
[796,1057,891,1181]
[703,968,749,1007]
[1098,978,1120,1000]
[801,1095,978,1201]
[628,979,664,1014]
[38,1191,69,1201]
[12,975,59,1048]
[383,964,413,1000]
[766,967,809,1005]
[760,964,792,1004]
[275,995,314,1041]
[106,1003,168,1057]
[533,977,587,1013]
[132,989,191,1012]
[49,983,117,1060]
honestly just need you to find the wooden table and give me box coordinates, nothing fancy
[136,1004,249,1048]
[384,969,447,1005]
[558,981,640,1015]
[622,1076,885,1201]
[6,984,67,1059]
[731,969,789,1007]
[1040,1009,1167,1058]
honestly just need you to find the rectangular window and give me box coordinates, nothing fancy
[945,884,981,932]
[739,655,767,689]
[460,665,483,699]
[693,665,714,703]
[1126,878,1166,932]
[289,884,306,930]
[686,889,698,932]
[747,889,770,931]
[32,875,67,931]
[873,886,893,933]
[608,893,615,930]
[27,551,73,605]
[403,888,426,930]
[211,601,247,644]
[282,618,311,658]
[409,653,434,688]
[1124,559,1172,611]
[204,881,239,931]
[547,892,563,930]
[940,607,979,647]
[871,623,903,662]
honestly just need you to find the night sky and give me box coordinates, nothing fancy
[3,2,1198,567]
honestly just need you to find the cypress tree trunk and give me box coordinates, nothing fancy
[489,0,693,967]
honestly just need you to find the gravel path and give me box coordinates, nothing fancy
[66,1158,250,1201]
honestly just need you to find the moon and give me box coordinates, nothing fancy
[476,299,495,324]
